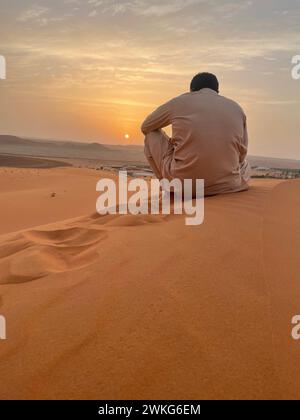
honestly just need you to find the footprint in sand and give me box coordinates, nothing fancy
[0,226,106,285]
[83,212,170,227]
[0,212,169,285]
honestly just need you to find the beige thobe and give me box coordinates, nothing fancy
[142,88,250,196]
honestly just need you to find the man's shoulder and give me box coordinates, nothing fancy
[218,94,246,116]
[167,91,246,118]
[167,92,190,103]
[167,91,197,106]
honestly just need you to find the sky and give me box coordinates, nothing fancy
[0,0,300,159]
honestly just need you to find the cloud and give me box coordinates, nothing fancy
[140,0,201,17]
[16,5,66,25]
[89,10,98,17]
[88,0,103,5]
[17,6,50,23]
[85,0,202,17]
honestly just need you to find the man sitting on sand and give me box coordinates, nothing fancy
[142,72,250,196]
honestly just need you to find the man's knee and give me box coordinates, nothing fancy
[241,160,251,182]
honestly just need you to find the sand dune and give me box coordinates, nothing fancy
[0,167,110,235]
[0,169,300,399]
[0,135,146,164]
[0,135,107,160]
[0,155,72,169]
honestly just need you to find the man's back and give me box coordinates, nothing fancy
[142,75,250,196]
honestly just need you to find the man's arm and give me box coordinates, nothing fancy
[141,100,172,135]
[239,114,248,163]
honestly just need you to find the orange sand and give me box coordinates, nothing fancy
[0,167,300,400]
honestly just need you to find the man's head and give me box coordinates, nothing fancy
[190,72,219,93]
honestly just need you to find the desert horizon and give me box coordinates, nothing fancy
[1,134,300,176]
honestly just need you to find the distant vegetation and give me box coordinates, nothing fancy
[251,166,300,180]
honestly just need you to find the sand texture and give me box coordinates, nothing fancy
[0,167,299,399]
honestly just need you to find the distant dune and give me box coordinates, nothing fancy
[0,134,148,164]
[1,134,300,170]
[0,135,108,160]
[0,155,71,169]
[0,135,36,146]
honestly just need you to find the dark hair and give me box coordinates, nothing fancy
[190,72,219,93]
